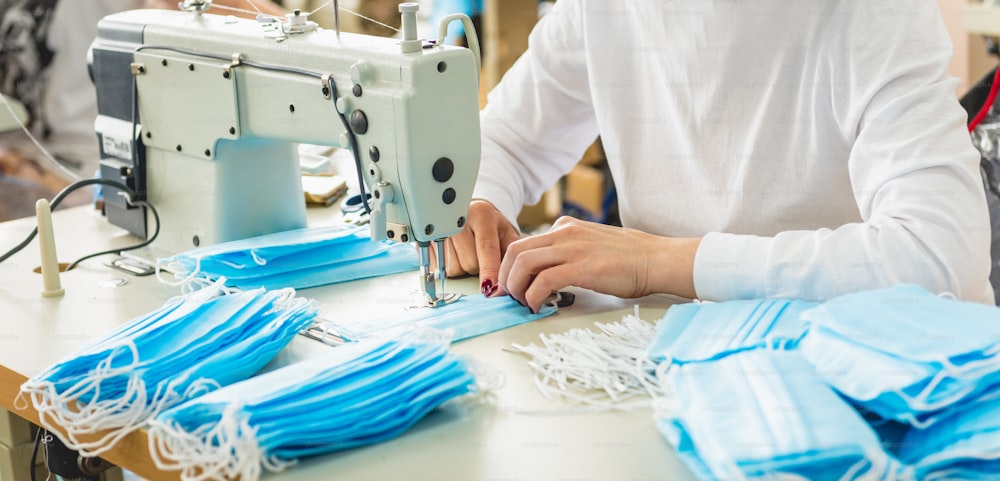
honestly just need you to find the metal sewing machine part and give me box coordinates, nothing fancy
[89,2,481,306]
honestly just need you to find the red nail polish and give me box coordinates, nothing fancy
[486,284,498,297]
[481,279,494,296]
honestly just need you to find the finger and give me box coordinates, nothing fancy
[474,224,503,297]
[491,226,521,297]
[524,264,575,313]
[503,245,565,307]
[498,234,554,289]
[443,239,468,277]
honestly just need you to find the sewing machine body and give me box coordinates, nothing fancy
[91,9,480,254]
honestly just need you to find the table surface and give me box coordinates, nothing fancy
[0,205,696,481]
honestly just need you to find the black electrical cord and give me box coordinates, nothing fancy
[327,75,372,215]
[30,428,41,481]
[0,178,161,269]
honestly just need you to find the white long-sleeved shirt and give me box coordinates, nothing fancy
[473,0,994,303]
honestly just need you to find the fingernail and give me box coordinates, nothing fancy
[481,279,494,296]
[509,294,526,307]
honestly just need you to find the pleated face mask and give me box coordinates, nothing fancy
[157,224,419,291]
[656,350,901,481]
[646,298,815,364]
[795,284,1000,427]
[147,331,478,481]
[897,390,1000,480]
[319,294,558,343]
[18,280,316,456]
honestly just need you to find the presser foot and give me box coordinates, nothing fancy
[424,292,462,308]
[417,240,460,308]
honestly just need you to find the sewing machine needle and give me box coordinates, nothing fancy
[417,241,437,305]
[333,0,341,39]
[435,238,446,296]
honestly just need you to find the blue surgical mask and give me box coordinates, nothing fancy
[157,224,419,291]
[655,350,902,481]
[896,390,1000,480]
[321,295,558,343]
[646,298,814,364]
[19,280,316,457]
[795,284,1000,426]
[147,332,477,479]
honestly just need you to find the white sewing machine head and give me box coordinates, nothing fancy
[89,2,480,304]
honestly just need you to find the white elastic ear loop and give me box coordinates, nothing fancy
[149,404,267,481]
[156,255,204,288]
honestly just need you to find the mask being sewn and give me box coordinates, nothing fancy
[147,331,477,481]
[321,294,558,343]
[18,280,316,457]
[157,224,419,291]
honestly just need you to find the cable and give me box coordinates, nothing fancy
[0,178,160,270]
[66,200,160,270]
[326,76,372,214]
[30,428,41,481]
[969,64,1000,132]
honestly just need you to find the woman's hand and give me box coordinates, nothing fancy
[499,216,701,312]
[432,200,521,297]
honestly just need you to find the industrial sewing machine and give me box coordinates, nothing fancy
[88,1,481,305]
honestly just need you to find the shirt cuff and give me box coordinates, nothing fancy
[693,232,772,301]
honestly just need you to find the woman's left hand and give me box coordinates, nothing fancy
[499,216,701,313]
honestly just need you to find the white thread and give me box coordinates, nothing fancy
[0,92,82,181]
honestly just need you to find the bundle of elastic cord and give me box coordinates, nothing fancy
[18,279,316,456]
[510,306,662,411]
[147,330,478,481]
[510,298,811,411]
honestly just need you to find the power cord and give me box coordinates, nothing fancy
[0,178,160,269]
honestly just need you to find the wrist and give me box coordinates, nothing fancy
[646,236,701,299]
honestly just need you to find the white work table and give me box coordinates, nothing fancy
[0,205,696,481]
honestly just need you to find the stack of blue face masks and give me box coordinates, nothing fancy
[322,295,557,343]
[147,333,476,481]
[157,224,419,290]
[795,284,1000,427]
[896,391,1000,480]
[19,281,316,456]
[656,350,901,481]
[646,298,814,364]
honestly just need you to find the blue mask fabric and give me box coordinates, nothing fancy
[157,224,419,291]
[320,294,558,343]
[795,284,1000,427]
[646,298,815,364]
[656,350,901,481]
[896,390,1000,480]
[18,280,316,457]
[147,332,477,481]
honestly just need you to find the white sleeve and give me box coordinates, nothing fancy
[471,0,599,225]
[693,3,994,304]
